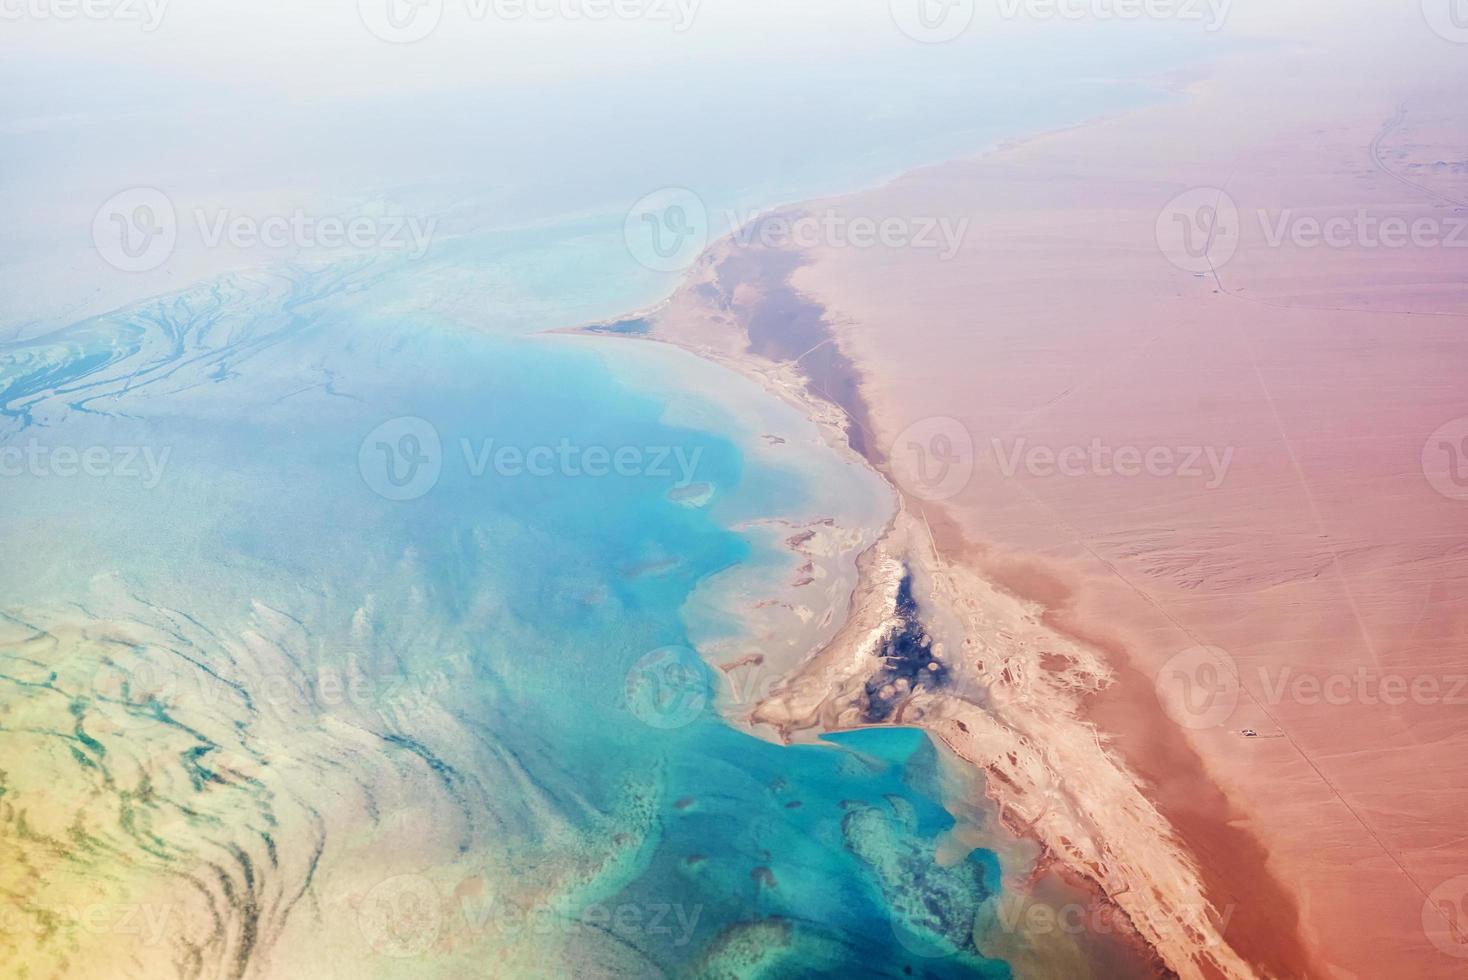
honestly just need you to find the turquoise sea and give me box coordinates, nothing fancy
[0,262,1012,976]
[0,15,1229,978]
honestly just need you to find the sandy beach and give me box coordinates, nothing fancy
[581,7,1468,977]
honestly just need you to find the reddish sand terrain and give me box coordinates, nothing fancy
[779,15,1468,980]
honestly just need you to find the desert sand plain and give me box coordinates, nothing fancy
[791,13,1468,980]
[603,5,1468,978]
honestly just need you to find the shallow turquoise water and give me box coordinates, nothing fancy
[0,20,1237,974]
[0,263,1011,976]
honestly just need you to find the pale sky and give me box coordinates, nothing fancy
[3,0,1432,95]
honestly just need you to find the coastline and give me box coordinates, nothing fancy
[27,7,1468,977]
[565,16,1468,970]
[586,11,1468,980]
[564,209,1237,975]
